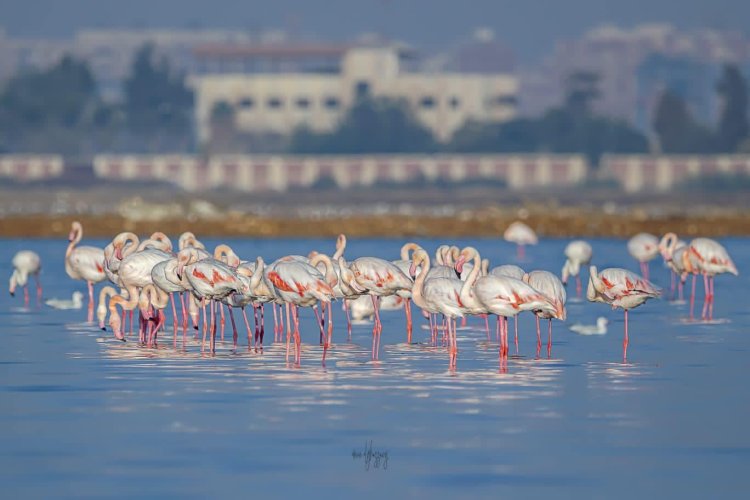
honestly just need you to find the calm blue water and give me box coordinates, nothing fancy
[1,237,749,499]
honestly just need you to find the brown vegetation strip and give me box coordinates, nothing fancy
[2,210,750,238]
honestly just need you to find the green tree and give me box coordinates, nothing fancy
[716,64,749,152]
[123,44,193,151]
[564,70,601,116]
[289,97,437,154]
[653,89,716,153]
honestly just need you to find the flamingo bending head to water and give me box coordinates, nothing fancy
[66,221,106,321]
[561,240,592,298]
[627,233,659,281]
[9,250,42,305]
[504,221,538,260]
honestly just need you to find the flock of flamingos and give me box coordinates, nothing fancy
[8,220,739,368]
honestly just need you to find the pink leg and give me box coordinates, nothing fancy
[253,305,260,351]
[344,299,352,341]
[259,304,265,350]
[517,244,525,261]
[405,298,412,344]
[709,275,715,321]
[285,303,292,362]
[201,300,208,350]
[370,295,382,360]
[312,305,329,364]
[219,304,226,342]
[514,316,519,354]
[547,319,552,359]
[169,293,178,347]
[228,307,238,349]
[701,273,710,321]
[24,286,29,306]
[483,314,490,341]
[496,316,503,362]
[87,281,95,322]
[293,305,301,365]
[623,309,629,363]
[327,300,333,347]
[669,271,676,301]
[129,309,134,337]
[575,275,582,298]
[35,274,42,304]
[241,307,252,349]
[210,300,217,354]
[536,315,542,358]
[689,274,696,320]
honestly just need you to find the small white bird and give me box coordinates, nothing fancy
[569,317,609,335]
[45,291,84,310]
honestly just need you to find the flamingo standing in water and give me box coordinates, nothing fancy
[490,264,526,352]
[561,240,592,298]
[9,250,42,305]
[151,248,204,345]
[659,233,687,301]
[454,247,491,339]
[474,273,557,362]
[344,255,412,360]
[391,242,423,343]
[587,266,660,362]
[266,256,335,364]
[524,270,567,358]
[683,238,738,321]
[409,249,464,369]
[66,221,106,321]
[627,233,659,281]
[504,221,538,260]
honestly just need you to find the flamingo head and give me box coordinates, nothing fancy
[455,246,478,275]
[109,311,125,341]
[410,249,429,278]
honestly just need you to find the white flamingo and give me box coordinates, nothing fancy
[66,221,106,321]
[524,270,567,358]
[627,233,659,281]
[504,221,538,260]
[683,238,738,321]
[561,240,593,298]
[9,250,42,305]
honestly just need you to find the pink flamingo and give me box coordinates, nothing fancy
[587,266,660,362]
[474,273,556,363]
[409,249,464,369]
[659,233,687,301]
[627,233,659,281]
[66,221,106,322]
[237,256,277,351]
[344,255,412,360]
[9,250,42,305]
[561,240,592,298]
[265,256,335,365]
[524,270,567,358]
[391,242,423,343]
[454,247,491,339]
[490,264,526,352]
[504,221,538,260]
[179,253,246,354]
[684,238,738,321]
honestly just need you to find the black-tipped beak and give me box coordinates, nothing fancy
[119,338,126,343]
[9,292,14,297]
[176,273,182,280]
[101,326,106,331]
[193,325,198,330]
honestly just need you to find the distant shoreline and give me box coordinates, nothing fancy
[2,210,749,238]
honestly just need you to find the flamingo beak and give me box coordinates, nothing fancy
[455,256,466,274]
[408,262,417,279]
[115,245,123,260]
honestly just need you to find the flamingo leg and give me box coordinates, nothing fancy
[259,304,265,349]
[129,309,134,338]
[23,285,29,306]
[575,275,582,298]
[241,307,252,349]
[228,306,238,349]
[35,274,42,304]
[169,293,178,347]
[669,271,676,301]
[689,274,696,320]
[87,281,94,322]
[623,309,629,363]
[503,317,509,358]
[514,316,519,354]
[709,275,715,321]
[219,303,226,342]
[285,303,292,362]
[370,295,383,360]
[272,303,279,343]
[326,301,333,348]
[483,314,490,341]
[405,298,412,344]
[312,305,329,364]
[536,315,542,357]
[701,273,710,321]
[547,318,552,359]
[254,305,260,351]
[293,305,301,365]
[344,299,352,341]
[517,244,525,261]
[210,300,217,354]
[201,300,208,340]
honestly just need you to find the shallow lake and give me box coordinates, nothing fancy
[1,237,749,498]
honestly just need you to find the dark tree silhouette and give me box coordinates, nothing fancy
[716,64,749,152]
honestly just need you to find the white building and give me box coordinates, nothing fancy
[190,45,518,144]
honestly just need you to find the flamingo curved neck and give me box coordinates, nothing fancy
[411,254,431,310]
[459,252,482,306]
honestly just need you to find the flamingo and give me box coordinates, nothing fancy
[490,264,526,350]
[627,233,659,281]
[587,266,660,362]
[104,240,172,342]
[474,273,557,362]
[391,242,424,343]
[9,250,42,305]
[138,284,170,346]
[454,247,491,338]
[179,253,246,354]
[683,238,738,321]
[524,270,567,358]
[344,255,412,360]
[561,240,593,298]
[504,221,538,260]
[409,249,464,369]
[265,255,335,364]
[66,221,106,321]
[178,231,206,251]
[236,256,277,351]
[659,233,687,301]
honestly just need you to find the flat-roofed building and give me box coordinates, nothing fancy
[191,44,518,144]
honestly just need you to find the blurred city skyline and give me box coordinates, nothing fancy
[2,0,749,61]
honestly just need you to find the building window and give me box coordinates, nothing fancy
[324,97,340,109]
[355,81,370,100]
[238,97,254,109]
[420,96,436,108]
[296,97,311,109]
[267,97,283,109]
[494,95,518,107]
[449,97,460,108]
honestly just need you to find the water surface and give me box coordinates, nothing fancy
[1,237,749,498]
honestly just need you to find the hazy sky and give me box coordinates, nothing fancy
[1,0,748,61]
